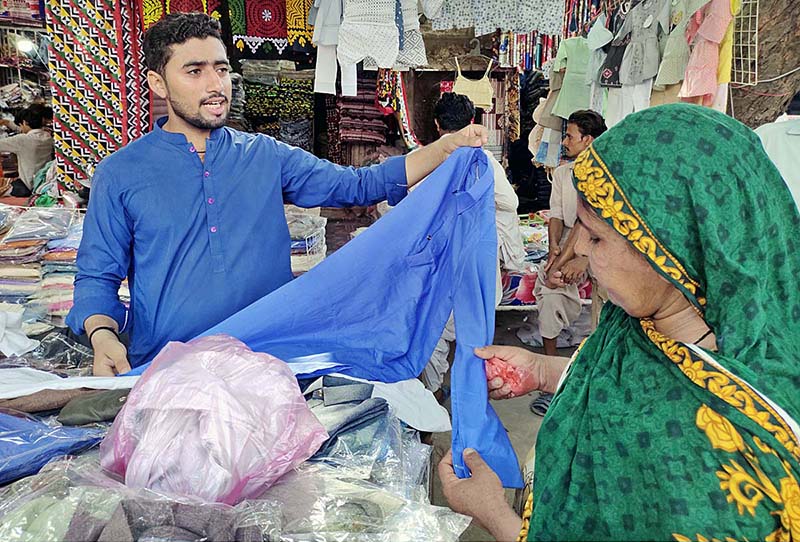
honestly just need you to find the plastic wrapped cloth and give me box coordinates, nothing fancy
[0,332,94,377]
[0,455,284,542]
[100,335,328,504]
[2,208,74,243]
[0,409,104,485]
[259,463,470,542]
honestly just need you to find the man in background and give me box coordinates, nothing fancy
[422,92,527,400]
[0,104,54,197]
[530,109,606,415]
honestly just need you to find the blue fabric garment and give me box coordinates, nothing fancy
[0,412,104,485]
[67,118,408,367]
[200,147,522,487]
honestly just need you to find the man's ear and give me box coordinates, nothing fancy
[147,70,168,100]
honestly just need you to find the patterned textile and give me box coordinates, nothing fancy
[228,0,289,55]
[47,0,148,190]
[141,0,224,30]
[286,0,314,51]
[523,104,800,539]
[506,72,520,142]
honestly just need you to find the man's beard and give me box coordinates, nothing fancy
[169,95,229,130]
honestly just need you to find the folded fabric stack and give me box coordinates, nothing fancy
[333,78,390,146]
[34,220,81,320]
[0,263,41,304]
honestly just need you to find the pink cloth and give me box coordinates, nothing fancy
[680,0,732,103]
[100,335,328,505]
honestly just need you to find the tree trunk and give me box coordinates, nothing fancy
[730,0,800,128]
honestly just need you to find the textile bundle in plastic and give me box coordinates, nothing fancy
[99,335,328,504]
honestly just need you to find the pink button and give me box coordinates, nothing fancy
[204,171,210,177]
[207,198,215,204]
[189,145,195,153]
[210,226,218,233]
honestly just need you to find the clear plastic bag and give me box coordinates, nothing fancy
[0,409,104,486]
[260,464,470,542]
[0,204,23,235]
[100,335,329,504]
[0,454,284,542]
[2,208,74,243]
[0,332,93,377]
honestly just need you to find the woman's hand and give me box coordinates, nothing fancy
[438,448,523,541]
[475,345,567,399]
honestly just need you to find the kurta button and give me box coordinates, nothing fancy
[189,145,196,152]
[208,198,215,204]
[204,171,210,177]
[210,226,218,233]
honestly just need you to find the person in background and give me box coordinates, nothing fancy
[529,109,606,416]
[68,13,488,377]
[421,92,527,400]
[754,91,800,207]
[0,104,54,197]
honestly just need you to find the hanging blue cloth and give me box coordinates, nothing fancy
[128,148,522,488]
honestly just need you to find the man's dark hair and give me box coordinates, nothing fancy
[143,12,223,75]
[787,91,800,116]
[17,104,48,129]
[567,110,608,139]
[434,92,475,132]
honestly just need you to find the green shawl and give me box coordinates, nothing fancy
[526,104,800,540]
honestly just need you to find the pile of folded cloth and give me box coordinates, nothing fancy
[34,219,82,321]
[334,78,390,145]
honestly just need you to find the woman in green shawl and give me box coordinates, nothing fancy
[438,103,800,541]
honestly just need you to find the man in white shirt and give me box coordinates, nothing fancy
[422,92,527,399]
[0,105,54,197]
[754,93,800,208]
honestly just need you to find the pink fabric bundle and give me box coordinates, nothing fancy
[100,335,328,504]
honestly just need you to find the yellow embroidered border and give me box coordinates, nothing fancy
[640,319,800,461]
[672,405,800,541]
[516,491,533,542]
[573,147,707,308]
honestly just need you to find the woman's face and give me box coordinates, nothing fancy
[574,200,678,318]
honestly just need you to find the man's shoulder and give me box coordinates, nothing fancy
[553,161,575,184]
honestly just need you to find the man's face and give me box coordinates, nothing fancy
[153,37,232,131]
[562,123,592,159]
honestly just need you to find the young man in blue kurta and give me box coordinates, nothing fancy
[67,13,488,376]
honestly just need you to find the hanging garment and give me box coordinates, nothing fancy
[200,148,523,488]
[337,0,399,68]
[605,78,654,127]
[452,58,495,110]
[716,0,741,84]
[615,0,670,85]
[679,0,733,104]
[599,5,632,88]
[0,411,103,485]
[537,70,565,130]
[654,0,711,87]
[586,14,614,113]
[431,0,473,31]
[550,37,591,119]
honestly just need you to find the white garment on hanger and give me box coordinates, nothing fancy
[315,45,357,96]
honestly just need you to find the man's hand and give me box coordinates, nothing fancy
[92,330,131,376]
[543,244,561,275]
[438,449,522,541]
[560,256,588,285]
[436,124,489,157]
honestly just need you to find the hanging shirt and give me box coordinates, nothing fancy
[67,118,408,367]
[755,118,800,208]
[193,147,523,488]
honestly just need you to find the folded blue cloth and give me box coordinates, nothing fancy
[0,412,104,485]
